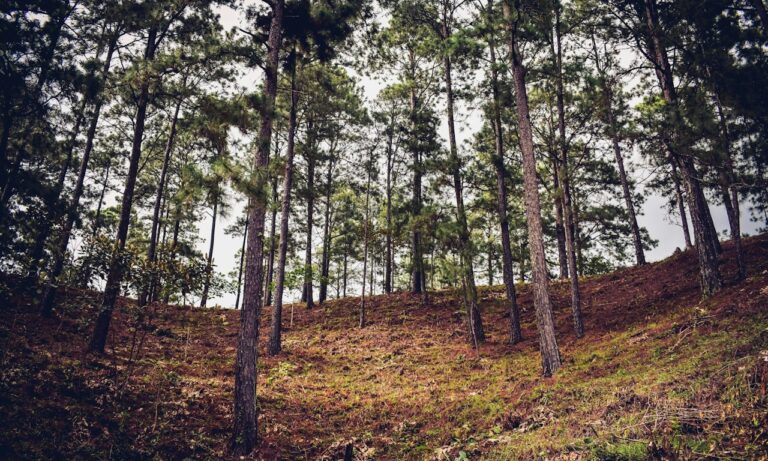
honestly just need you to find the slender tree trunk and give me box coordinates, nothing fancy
[606,103,646,265]
[88,27,158,352]
[441,18,484,344]
[200,197,218,309]
[551,163,568,278]
[711,93,745,278]
[232,0,283,454]
[670,159,692,249]
[384,120,394,293]
[269,58,298,356]
[642,0,722,295]
[0,4,73,210]
[235,218,248,310]
[408,51,425,303]
[25,98,87,286]
[551,8,584,338]
[303,154,315,308]
[343,247,348,297]
[487,20,522,343]
[360,150,373,328]
[139,97,182,308]
[264,175,278,306]
[319,155,334,303]
[503,0,561,376]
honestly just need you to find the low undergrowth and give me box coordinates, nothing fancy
[1,236,767,460]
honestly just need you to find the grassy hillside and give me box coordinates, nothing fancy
[1,236,767,460]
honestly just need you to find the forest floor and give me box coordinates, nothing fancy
[1,236,768,460]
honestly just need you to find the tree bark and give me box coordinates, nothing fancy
[642,0,722,295]
[441,19,485,344]
[503,0,561,376]
[359,150,373,328]
[232,0,284,454]
[264,174,278,306]
[235,218,248,309]
[302,153,315,308]
[408,50,425,302]
[200,195,218,309]
[711,92,745,278]
[487,17,522,343]
[670,159,692,249]
[384,114,395,294]
[139,97,182,308]
[88,26,158,352]
[551,6,583,338]
[269,59,298,356]
[319,154,334,303]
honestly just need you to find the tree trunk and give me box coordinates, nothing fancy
[139,97,182,308]
[0,3,73,209]
[551,163,568,278]
[642,0,722,295]
[503,0,562,376]
[232,0,284,454]
[487,18,522,343]
[342,247,348,298]
[552,7,584,338]
[441,17,484,344]
[25,97,87,286]
[235,218,248,309]
[303,153,315,308]
[606,102,646,266]
[670,159,692,249]
[264,174,278,306]
[384,116,394,294]
[200,196,218,309]
[408,51,425,302]
[269,58,298,356]
[360,148,374,328]
[88,27,158,352]
[711,91,745,278]
[319,154,334,303]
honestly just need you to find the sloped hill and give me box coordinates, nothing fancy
[1,236,767,460]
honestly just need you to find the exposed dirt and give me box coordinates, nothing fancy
[1,236,767,460]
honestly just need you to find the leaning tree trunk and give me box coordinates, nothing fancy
[606,95,645,266]
[642,0,721,295]
[552,9,584,338]
[139,96,182,308]
[503,0,561,377]
[442,29,484,344]
[670,159,692,249]
[88,27,158,352]
[710,90,745,279]
[0,3,73,211]
[232,0,284,455]
[269,58,298,356]
[487,21,522,344]
[25,97,88,286]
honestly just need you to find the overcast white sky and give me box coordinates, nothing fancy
[189,3,764,308]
